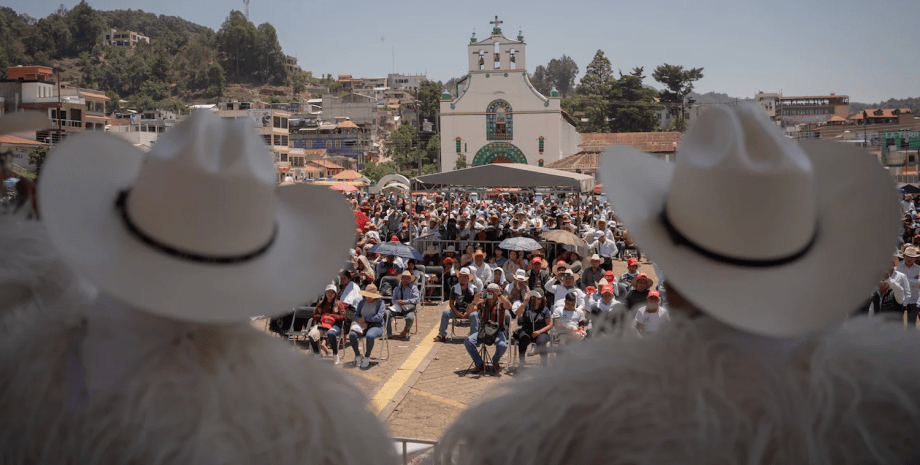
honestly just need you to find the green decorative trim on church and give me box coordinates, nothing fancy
[472,142,527,166]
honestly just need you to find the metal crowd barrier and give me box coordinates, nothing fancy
[410,235,563,257]
[392,436,441,465]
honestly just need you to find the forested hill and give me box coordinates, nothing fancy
[0,2,299,110]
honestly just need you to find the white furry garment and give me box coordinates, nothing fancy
[438,314,920,464]
[0,213,397,465]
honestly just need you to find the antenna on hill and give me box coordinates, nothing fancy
[243,0,250,21]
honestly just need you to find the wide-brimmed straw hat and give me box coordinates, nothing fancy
[37,111,355,323]
[598,106,900,337]
[359,284,383,299]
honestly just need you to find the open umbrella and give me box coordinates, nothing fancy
[899,184,920,194]
[330,182,358,192]
[541,229,587,248]
[593,183,604,194]
[353,210,370,231]
[498,237,543,252]
[367,241,424,261]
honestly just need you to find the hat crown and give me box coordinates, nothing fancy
[666,106,817,260]
[126,111,277,257]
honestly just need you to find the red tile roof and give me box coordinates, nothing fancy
[307,159,345,170]
[0,135,47,146]
[850,108,912,120]
[579,131,683,153]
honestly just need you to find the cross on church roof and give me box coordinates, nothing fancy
[491,16,503,34]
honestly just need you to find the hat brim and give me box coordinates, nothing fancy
[359,291,383,299]
[38,133,356,323]
[599,140,900,337]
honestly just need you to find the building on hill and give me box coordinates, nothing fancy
[290,118,370,169]
[777,93,849,129]
[5,65,54,81]
[546,132,682,180]
[387,73,426,93]
[104,29,150,48]
[849,108,913,126]
[439,17,581,171]
[285,56,301,75]
[0,66,109,144]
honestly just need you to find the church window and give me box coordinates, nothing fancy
[538,136,545,154]
[464,143,467,152]
[494,43,501,69]
[487,99,513,141]
[538,158,544,167]
[455,137,462,153]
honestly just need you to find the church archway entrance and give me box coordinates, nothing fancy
[472,142,527,166]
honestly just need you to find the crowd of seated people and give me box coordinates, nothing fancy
[275,190,669,371]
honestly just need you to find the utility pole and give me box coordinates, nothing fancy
[56,64,62,145]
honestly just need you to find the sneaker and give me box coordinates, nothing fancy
[354,356,362,367]
[360,356,370,368]
[334,355,342,365]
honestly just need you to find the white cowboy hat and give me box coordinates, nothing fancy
[37,111,355,323]
[598,105,900,337]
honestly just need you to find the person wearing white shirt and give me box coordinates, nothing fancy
[587,234,618,271]
[634,290,669,335]
[544,269,586,310]
[895,246,920,327]
[870,254,910,322]
[552,292,586,342]
[338,270,363,310]
[467,249,492,290]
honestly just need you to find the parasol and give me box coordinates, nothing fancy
[541,229,587,248]
[366,241,424,261]
[330,182,358,192]
[498,237,543,252]
[353,210,370,231]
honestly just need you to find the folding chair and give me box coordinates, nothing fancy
[422,266,444,303]
[284,306,315,349]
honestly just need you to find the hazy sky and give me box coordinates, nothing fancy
[7,0,919,103]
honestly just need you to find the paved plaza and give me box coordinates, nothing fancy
[266,258,657,440]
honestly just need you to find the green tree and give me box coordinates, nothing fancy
[256,22,286,85]
[652,64,704,131]
[417,80,442,131]
[291,72,306,95]
[206,61,226,95]
[546,55,579,97]
[66,1,105,54]
[149,52,172,82]
[578,50,613,97]
[105,90,120,113]
[610,67,660,132]
[455,154,468,170]
[140,79,170,101]
[387,121,418,170]
[529,65,552,95]
[216,10,257,78]
[27,146,50,177]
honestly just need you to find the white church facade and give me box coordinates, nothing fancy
[439,17,582,172]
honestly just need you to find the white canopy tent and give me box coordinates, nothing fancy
[411,164,594,192]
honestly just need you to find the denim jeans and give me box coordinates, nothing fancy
[386,304,416,335]
[349,325,383,357]
[309,324,341,355]
[465,329,507,367]
[439,308,478,338]
[906,303,919,328]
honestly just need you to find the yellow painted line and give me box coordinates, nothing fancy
[371,317,442,414]
[409,388,467,409]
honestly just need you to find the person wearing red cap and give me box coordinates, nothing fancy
[634,289,669,335]
[620,257,640,286]
[623,272,653,310]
